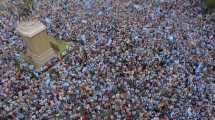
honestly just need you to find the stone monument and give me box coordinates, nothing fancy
[16,20,56,66]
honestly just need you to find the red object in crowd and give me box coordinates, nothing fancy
[16,72,21,80]
[160,115,169,120]
[80,116,88,120]
[44,64,51,70]
[27,54,32,59]
[64,63,69,68]
[125,107,132,120]
[16,75,20,80]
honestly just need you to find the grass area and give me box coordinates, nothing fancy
[21,52,33,65]
[48,36,68,55]
[21,52,40,68]
[205,0,215,8]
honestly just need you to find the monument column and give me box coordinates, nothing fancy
[16,20,56,66]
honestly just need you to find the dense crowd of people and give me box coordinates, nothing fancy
[0,0,215,119]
